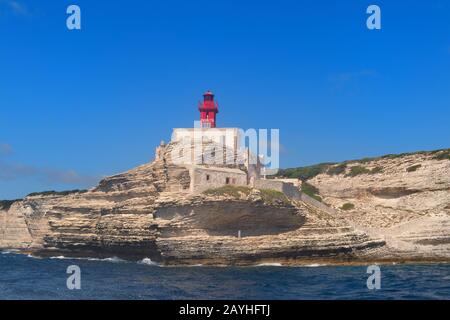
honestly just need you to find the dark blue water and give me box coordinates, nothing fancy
[1,251,449,299]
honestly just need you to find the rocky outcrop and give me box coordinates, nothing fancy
[0,203,33,249]
[0,189,384,265]
[305,150,450,260]
[1,146,448,265]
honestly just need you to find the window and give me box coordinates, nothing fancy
[225,177,230,184]
[206,174,210,182]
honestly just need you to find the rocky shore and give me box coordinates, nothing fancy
[1,148,449,266]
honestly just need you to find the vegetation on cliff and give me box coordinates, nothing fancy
[301,182,322,202]
[341,203,355,211]
[275,148,449,180]
[0,199,21,211]
[345,165,383,177]
[203,186,252,198]
[433,149,450,161]
[27,189,88,197]
[327,163,347,175]
[259,189,291,206]
[203,186,290,205]
[276,163,333,180]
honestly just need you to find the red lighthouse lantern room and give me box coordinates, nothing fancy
[198,90,219,128]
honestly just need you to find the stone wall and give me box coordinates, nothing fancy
[190,167,248,193]
[282,183,301,200]
[272,178,300,187]
[299,193,337,215]
[254,179,300,200]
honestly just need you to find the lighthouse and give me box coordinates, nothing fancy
[168,90,272,194]
[172,90,241,154]
[198,90,219,128]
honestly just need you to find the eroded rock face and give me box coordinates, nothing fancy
[308,151,450,259]
[1,145,448,265]
[1,186,384,264]
[154,198,384,265]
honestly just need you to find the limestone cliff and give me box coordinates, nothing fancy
[1,146,449,265]
[281,149,450,262]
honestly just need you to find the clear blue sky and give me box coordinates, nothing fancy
[1,0,449,199]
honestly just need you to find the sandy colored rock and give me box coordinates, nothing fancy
[308,151,450,260]
[1,146,448,265]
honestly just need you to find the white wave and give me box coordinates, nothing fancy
[26,254,42,259]
[103,257,126,263]
[302,263,327,267]
[49,255,126,263]
[255,262,283,267]
[86,256,126,263]
[1,249,20,255]
[138,257,160,266]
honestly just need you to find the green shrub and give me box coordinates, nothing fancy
[301,182,322,202]
[27,189,88,197]
[203,185,252,198]
[358,157,376,163]
[259,189,290,205]
[276,163,334,180]
[341,203,355,211]
[346,166,370,177]
[370,166,383,174]
[327,164,347,175]
[433,150,450,161]
[0,199,21,211]
[406,164,422,172]
[276,148,449,180]
[381,153,407,159]
[345,165,383,177]
[203,186,291,205]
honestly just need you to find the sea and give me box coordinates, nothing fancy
[1,251,449,300]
